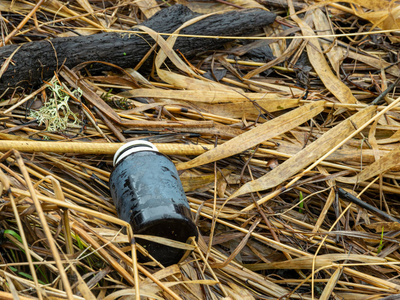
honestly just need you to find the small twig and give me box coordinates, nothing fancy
[338,188,400,224]
[370,77,400,105]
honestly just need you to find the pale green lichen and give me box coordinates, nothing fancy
[30,82,81,132]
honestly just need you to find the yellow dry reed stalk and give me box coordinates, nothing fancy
[13,151,74,300]
[23,162,115,212]
[10,186,127,226]
[0,170,44,299]
[0,290,40,300]
[197,208,400,292]
[0,141,213,155]
[192,238,229,297]
[43,154,109,182]
[47,176,74,256]
[71,224,136,286]
[77,222,183,300]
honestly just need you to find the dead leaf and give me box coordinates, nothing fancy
[176,101,325,170]
[313,8,344,76]
[289,1,358,104]
[339,148,400,184]
[232,105,375,197]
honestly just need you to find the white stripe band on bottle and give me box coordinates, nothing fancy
[113,140,159,166]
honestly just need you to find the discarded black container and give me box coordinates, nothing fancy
[109,140,198,266]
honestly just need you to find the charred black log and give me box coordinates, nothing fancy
[0,5,276,94]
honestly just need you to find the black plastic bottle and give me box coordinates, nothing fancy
[109,140,198,266]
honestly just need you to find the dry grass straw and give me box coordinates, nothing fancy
[1,0,400,299]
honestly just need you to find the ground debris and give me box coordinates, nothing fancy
[0,0,400,299]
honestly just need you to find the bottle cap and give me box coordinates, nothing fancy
[113,140,159,166]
